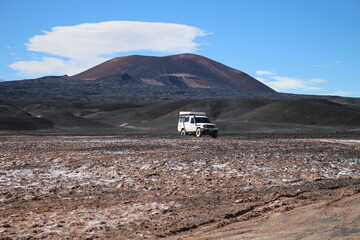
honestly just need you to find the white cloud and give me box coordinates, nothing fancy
[10,21,208,77]
[311,60,342,68]
[256,70,329,93]
[329,91,348,96]
[310,78,327,83]
[311,63,330,68]
[255,77,266,83]
[264,76,326,92]
[268,76,306,91]
[255,70,276,75]
[9,57,105,77]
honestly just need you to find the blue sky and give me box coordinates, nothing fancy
[1,0,359,97]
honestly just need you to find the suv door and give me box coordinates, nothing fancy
[185,116,197,132]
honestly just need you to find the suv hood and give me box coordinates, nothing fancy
[196,123,217,127]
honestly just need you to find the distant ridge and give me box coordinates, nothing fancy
[72,53,275,92]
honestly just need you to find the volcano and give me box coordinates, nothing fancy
[72,54,275,92]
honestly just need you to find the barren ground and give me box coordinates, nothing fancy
[0,135,359,239]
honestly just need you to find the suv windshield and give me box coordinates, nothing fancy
[195,117,210,123]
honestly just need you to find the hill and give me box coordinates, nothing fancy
[72,54,275,92]
[0,54,278,103]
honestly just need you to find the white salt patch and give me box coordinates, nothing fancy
[140,164,151,170]
[193,161,206,165]
[212,163,228,169]
[0,169,34,186]
[87,220,101,226]
[102,151,134,155]
[321,139,360,144]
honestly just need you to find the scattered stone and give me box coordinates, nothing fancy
[0,136,358,239]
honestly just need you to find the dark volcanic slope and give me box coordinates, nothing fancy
[1,99,360,135]
[0,104,53,131]
[72,54,275,92]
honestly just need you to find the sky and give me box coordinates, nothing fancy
[1,0,359,97]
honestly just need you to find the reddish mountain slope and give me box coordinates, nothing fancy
[72,54,275,92]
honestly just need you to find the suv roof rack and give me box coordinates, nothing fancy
[179,111,206,116]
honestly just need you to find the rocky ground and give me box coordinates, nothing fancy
[0,135,359,239]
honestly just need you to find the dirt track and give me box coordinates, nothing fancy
[0,136,359,239]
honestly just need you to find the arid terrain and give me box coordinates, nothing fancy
[1,135,359,239]
[1,53,359,239]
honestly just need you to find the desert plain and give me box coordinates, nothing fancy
[1,134,359,239]
[1,54,360,239]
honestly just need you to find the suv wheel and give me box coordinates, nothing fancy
[196,128,202,137]
[180,129,186,136]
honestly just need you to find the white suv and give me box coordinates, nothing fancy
[178,111,218,138]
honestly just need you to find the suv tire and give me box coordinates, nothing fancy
[196,128,202,137]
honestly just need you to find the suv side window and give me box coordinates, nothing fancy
[184,117,189,122]
[191,118,195,124]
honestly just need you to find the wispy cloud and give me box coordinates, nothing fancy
[323,90,359,97]
[327,90,348,96]
[310,78,327,83]
[267,76,325,91]
[311,63,331,68]
[255,70,276,75]
[9,21,209,77]
[9,57,88,76]
[255,77,266,83]
[255,71,327,92]
[311,60,342,68]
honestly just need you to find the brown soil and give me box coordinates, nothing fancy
[0,136,359,239]
[172,193,360,240]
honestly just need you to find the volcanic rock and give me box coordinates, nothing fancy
[72,54,275,92]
